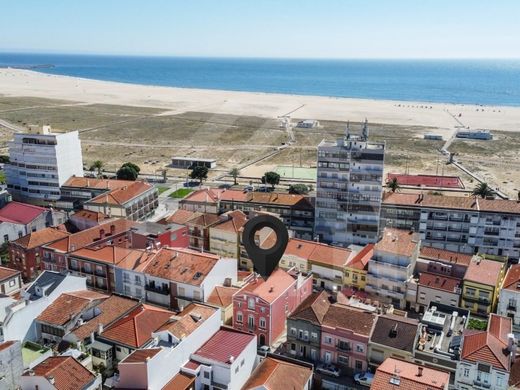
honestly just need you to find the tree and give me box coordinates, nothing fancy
[117,165,139,181]
[190,166,208,185]
[229,168,240,185]
[90,160,104,178]
[289,184,309,195]
[0,155,10,164]
[386,177,400,193]
[472,182,494,199]
[121,162,141,174]
[262,171,280,189]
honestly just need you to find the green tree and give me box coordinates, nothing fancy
[229,168,240,185]
[472,182,494,199]
[90,160,104,178]
[262,171,280,189]
[288,184,309,195]
[121,162,141,174]
[386,177,400,193]
[117,165,139,181]
[0,155,10,164]
[190,166,208,185]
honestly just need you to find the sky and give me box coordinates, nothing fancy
[1,0,519,59]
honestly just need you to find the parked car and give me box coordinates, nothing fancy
[257,345,270,354]
[316,364,340,377]
[243,185,254,192]
[354,372,374,387]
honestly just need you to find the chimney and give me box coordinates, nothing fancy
[508,333,516,353]
[417,366,423,377]
[48,376,55,385]
[229,355,235,363]
[97,322,104,335]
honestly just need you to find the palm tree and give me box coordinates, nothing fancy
[386,177,400,193]
[472,182,494,199]
[229,167,240,185]
[90,160,104,178]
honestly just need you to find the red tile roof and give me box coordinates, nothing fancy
[143,247,220,286]
[0,201,47,224]
[207,286,240,307]
[0,340,17,352]
[242,356,313,390]
[87,181,155,206]
[156,303,217,339]
[100,304,173,348]
[290,290,330,325]
[419,246,473,266]
[387,173,464,189]
[63,177,132,190]
[71,209,108,223]
[121,348,161,363]
[186,212,221,228]
[346,244,374,271]
[160,209,201,225]
[285,238,353,269]
[211,210,247,233]
[461,314,512,371]
[371,358,450,390]
[26,356,96,390]
[464,257,504,286]
[71,245,152,267]
[502,264,520,292]
[323,304,376,336]
[238,268,296,304]
[418,272,461,293]
[0,266,20,282]
[162,372,195,390]
[375,228,420,257]
[193,328,255,364]
[11,228,70,250]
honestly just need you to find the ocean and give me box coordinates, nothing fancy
[1,53,520,106]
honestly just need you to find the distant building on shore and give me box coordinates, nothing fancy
[171,156,217,169]
[296,119,319,129]
[5,126,83,204]
[424,133,443,140]
[315,120,385,246]
[456,129,493,140]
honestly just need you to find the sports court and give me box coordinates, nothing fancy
[274,165,317,180]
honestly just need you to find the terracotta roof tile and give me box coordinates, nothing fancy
[323,304,376,336]
[71,245,152,267]
[193,328,255,364]
[71,209,108,223]
[418,272,461,293]
[0,340,17,352]
[238,268,296,304]
[121,348,161,363]
[285,238,353,268]
[162,372,195,390]
[502,264,520,292]
[0,266,20,282]
[375,228,420,257]
[207,286,240,307]
[87,181,155,206]
[242,356,312,390]
[464,257,503,286]
[346,244,374,271]
[160,209,201,225]
[289,290,330,325]
[37,291,108,326]
[186,213,221,228]
[419,246,473,266]
[26,356,96,390]
[11,228,70,250]
[0,201,47,224]
[62,177,132,190]
[211,210,248,233]
[156,303,217,339]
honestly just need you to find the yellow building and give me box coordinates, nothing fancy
[344,244,374,291]
[208,210,247,264]
[207,285,239,325]
[461,256,505,317]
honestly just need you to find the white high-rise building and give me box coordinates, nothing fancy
[5,126,83,203]
[315,120,385,246]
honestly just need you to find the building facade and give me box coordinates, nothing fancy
[498,265,520,337]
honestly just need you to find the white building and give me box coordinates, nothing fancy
[315,120,385,246]
[498,264,520,337]
[5,126,83,203]
[0,340,24,389]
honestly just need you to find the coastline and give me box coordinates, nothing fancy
[1,68,520,131]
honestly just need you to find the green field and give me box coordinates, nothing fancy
[169,188,194,198]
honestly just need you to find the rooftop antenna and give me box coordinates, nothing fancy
[362,118,369,140]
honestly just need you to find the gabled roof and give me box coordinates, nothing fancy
[375,228,420,257]
[238,268,296,304]
[211,210,248,233]
[11,227,70,250]
[0,201,47,225]
[87,181,154,206]
[70,209,108,223]
[143,247,220,286]
[71,245,151,266]
[100,304,173,348]
[346,244,374,271]
[37,290,108,326]
[322,304,376,337]
[284,238,353,268]
[186,212,221,228]
[162,372,195,390]
[461,314,512,371]
[156,303,217,339]
[242,356,313,390]
[289,290,330,325]
[25,356,96,390]
[70,295,139,341]
[62,176,132,190]
[159,209,201,225]
[419,246,473,266]
[418,272,461,293]
[193,328,255,364]
[502,264,520,292]
[207,286,240,308]
[464,257,503,287]
[121,348,161,364]
[370,315,419,353]
[26,271,66,299]
[371,358,450,390]
[0,266,20,282]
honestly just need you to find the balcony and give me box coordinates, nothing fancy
[336,342,351,352]
[464,295,490,305]
[145,284,170,295]
[508,305,517,312]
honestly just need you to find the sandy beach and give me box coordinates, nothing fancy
[1,68,520,132]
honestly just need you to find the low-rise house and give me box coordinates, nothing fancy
[20,356,101,390]
[498,264,520,337]
[0,266,22,296]
[455,314,513,390]
[417,246,472,279]
[180,188,223,214]
[182,327,257,390]
[157,209,200,226]
[372,358,450,390]
[287,290,330,363]
[96,304,173,362]
[233,268,313,347]
[35,290,108,345]
[209,210,248,261]
[130,221,189,249]
[207,285,240,325]
[69,209,110,231]
[461,256,505,316]
[0,271,87,342]
[0,340,23,389]
[417,272,462,309]
[280,238,315,272]
[41,219,135,273]
[365,228,421,310]
[143,247,237,309]
[9,227,70,280]
[344,244,373,291]
[368,314,419,368]
[242,355,313,390]
[0,201,67,243]
[186,212,221,251]
[115,303,220,389]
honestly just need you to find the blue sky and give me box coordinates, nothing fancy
[1,0,519,58]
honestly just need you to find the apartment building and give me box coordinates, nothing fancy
[382,192,520,260]
[315,121,385,246]
[209,210,248,261]
[498,265,520,337]
[365,228,421,309]
[5,126,83,204]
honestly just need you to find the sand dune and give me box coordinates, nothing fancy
[1,68,519,131]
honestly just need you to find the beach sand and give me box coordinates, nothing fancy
[1,68,519,131]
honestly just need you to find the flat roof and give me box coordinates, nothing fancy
[172,157,216,162]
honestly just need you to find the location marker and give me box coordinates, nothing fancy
[242,214,289,280]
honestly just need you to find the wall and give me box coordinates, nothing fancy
[417,285,460,309]
[497,289,520,336]
[0,273,22,295]
[0,340,23,389]
[201,257,237,300]
[455,361,509,390]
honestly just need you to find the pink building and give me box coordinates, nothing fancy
[233,268,313,347]
[320,304,376,374]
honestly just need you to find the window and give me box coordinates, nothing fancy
[9,279,16,287]
[290,343,296,351]
[355,360,363,371]
[338,355,348,364]
[135,287,142,297]
[203,372,210,379]
[3,235,8,243]
[248,298,255,310]
[260,307,265,313]
[235,366,239,374]
[324,336,333,344]
[497,376,504,387]
[311,332,318,341]
[237,312,243,323]
[71,259,78,269]
[240,359,244,367]
[135,275,141,284]
[193,290,201,300]
[356,344,364,353]
[248,315,255,329]
[465,287,476,296]
[290,328,297,336]
[178,286,185,297]
[259,318,266,329]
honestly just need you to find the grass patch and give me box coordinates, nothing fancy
[156,186,170,195]
[467,318,488,331]
[169,188,194,198]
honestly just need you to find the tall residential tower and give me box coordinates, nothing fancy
[314,120,385,246]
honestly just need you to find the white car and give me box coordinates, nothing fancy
[354,372,374,387]
[316,364,340,377]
